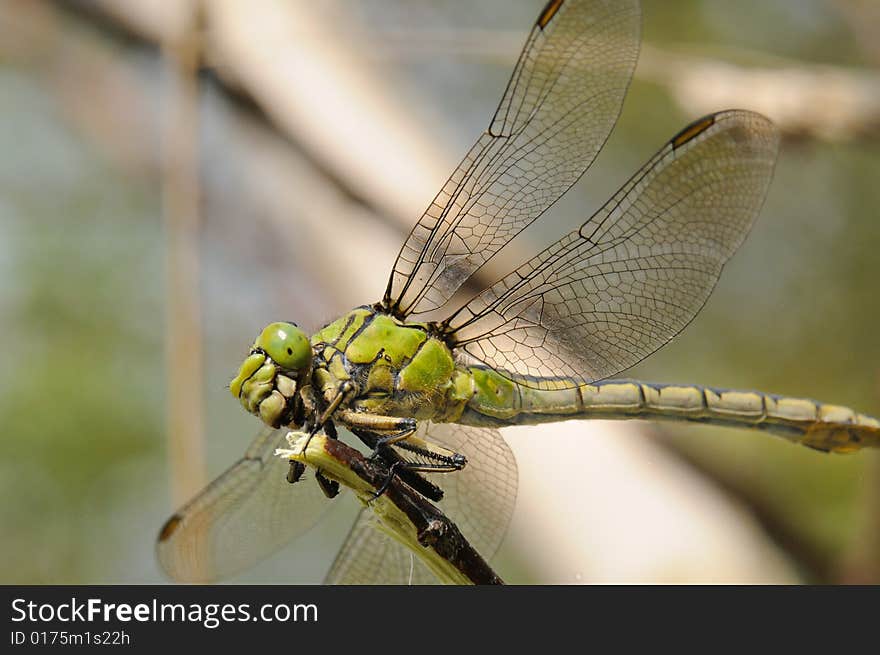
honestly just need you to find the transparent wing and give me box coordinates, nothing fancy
[443,110,780,388]
[156,427,333,582]
[383,0,641,318]
[322,511,438,585]
[325,423,517,584]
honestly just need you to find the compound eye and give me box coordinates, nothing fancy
[256,322,311,372]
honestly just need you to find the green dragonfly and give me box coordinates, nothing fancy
[157,0,880,584]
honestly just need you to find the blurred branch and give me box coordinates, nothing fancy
[77,0,453,226]
[638,44,880,142]
[299,24,880,143]
[280,432,503,585]
[55,2,880,195]
[42,0,401,311]
[373,30,878,144]
[653,430,836,583]
[57,0,462,304]
[161,1,206,504]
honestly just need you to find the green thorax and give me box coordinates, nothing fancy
[310,307,471,421]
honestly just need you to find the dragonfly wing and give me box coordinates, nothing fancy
[323,509,438,585]
[443,110,780,387]
[325,423,517,584]
[156,427,333,582]
[423,423,518,558]
[383,0,641,318]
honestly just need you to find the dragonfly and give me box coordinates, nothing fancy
[157,0,880,584]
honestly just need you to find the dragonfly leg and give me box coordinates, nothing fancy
[337,409,416,435]
[286,460,306,484]
[286,459,339,498]
[349,428,443,501]
[368,461,403,501]
[391,440,467,473]
[346,423,466,503]
[298,385,355,482]
[366,442,467,503]
[287,420,341,493]
[314,470,340,499]
[339,412,467,472]
[314,381,356,432]
[367,457,449,504]
[372,425,418,451]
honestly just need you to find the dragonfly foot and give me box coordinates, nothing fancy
[369,461,402,501]
[367,424,418,461]
[315,470,340,498]
[286,460,306,484]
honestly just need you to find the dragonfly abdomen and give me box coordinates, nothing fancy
[460,371,880,453]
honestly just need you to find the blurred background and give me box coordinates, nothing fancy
[2,0,879,584]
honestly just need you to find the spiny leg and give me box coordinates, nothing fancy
[339,411,467,472]
[349,423,467,503]
[392,435,468,472]
[313,381,355,435]
[355,430,444,502]
[337,408,419,462]
[313,402,469,500]
[288,418,341,495]
[337,409,416,435]
[297,384,351,495]
[369,461,403,501]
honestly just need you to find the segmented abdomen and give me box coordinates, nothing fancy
[461,373,880,453]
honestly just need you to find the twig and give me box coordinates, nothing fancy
[161,2,206,504]
[638,43,880,142]
[278,432,504,585]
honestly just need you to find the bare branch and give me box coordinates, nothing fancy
[639,44,880,142]
[161,1,207,504]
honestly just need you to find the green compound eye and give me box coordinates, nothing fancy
[256,322,311,372]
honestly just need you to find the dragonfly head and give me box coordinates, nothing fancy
[230,322,313,428]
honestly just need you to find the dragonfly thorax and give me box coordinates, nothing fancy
[308,306,470,423]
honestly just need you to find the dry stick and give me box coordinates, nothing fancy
[161,5,207,504]
[279,433,503,585]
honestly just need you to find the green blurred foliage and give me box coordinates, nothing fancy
[0,70,165,582]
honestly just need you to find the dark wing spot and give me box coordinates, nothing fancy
[157,514,182,542]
